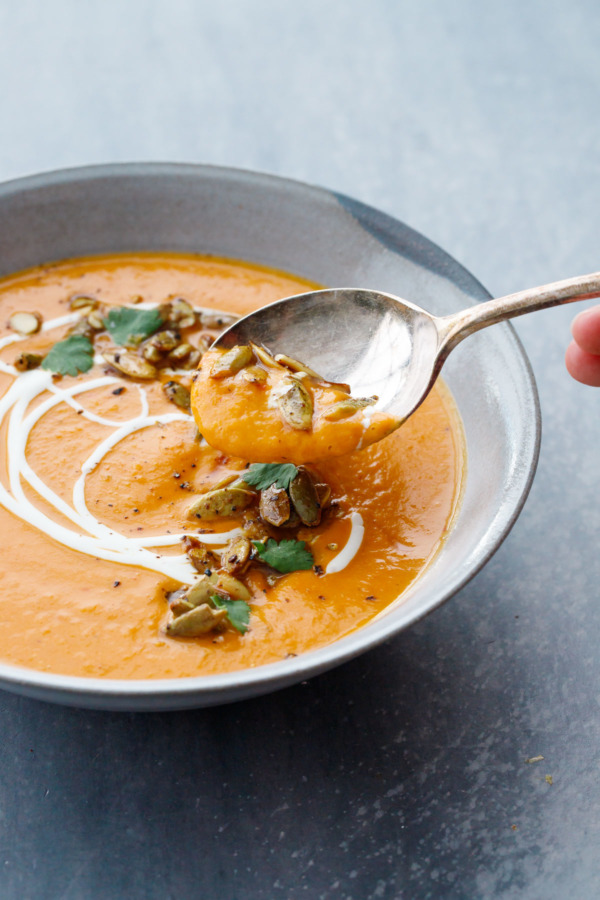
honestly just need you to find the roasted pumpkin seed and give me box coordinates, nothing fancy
[102,350,157,380]
[170,297,194,314]
[199,311,238,329]
[314,482,332,509]
[242,365,268,384]
[241,513,273,543]
[8,311,42,336]
[183,573,218,607]
[87,311,105,331]
[69,293,99,311]
[72,304,95,317]
[210,345,253,379]
[182,537,219,574]
[169,342,194,362]
[221,536,252,574]
[274,353,324,380]
[289,467,321,526]
[163,380,191,410]
[182,570,252,610]
[208,472,242,491]
[322,396,377,421]
[259,485,291,527]
[13,352,43,372]
[150,330,180,352]
[182,348,203,370]
[68,317,95,339]
[166,603,227,636]
[188,487,256,519]
[169,597,195,617]
[249,341,282,369]
[282,507,301,529]
[276,377,313,431]
[142,343,163,363]
[214,572,251,603]
[168,297,196,327]
[157,301,174,323]
[187,547,216,574]
[197,333,214,352]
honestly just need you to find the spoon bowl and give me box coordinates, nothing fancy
[216,273,600,426]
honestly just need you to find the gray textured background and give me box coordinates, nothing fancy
[0,2,599,898]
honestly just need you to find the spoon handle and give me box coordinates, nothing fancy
[437,271,600,353]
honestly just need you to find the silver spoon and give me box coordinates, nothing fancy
[215,272,600,427]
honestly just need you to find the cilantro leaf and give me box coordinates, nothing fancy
[211,594,251,634]
[41,335,94,376]
[244,463,298,492]
[104,307,164,347]
[252,538,314,574]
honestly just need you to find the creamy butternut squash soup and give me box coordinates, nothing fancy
[0,253,464,679]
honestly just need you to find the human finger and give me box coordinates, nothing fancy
[571,306,600,355]
[565,340,600,387]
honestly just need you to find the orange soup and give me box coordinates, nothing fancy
[0,254,465,679]
[192,345,399,462]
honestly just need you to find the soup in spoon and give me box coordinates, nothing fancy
[191,342,400,463]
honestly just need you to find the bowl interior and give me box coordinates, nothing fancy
[0,164,539,709]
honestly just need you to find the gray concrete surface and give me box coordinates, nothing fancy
[0,1,598,897]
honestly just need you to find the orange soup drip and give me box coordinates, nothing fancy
[0,253,465,679]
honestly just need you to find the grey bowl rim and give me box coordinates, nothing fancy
[0,161,541,705]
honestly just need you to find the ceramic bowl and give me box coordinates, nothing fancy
[0,163,539,709]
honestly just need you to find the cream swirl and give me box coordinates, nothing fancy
[0,313,363,582]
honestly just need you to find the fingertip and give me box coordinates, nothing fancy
[571,305,600,354]
[565,340,600,387]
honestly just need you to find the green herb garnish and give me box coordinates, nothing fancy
[252,538,314,574]
[244,463,299,492]
[211,594,251,634]
[41,335,94,376]
[104,307,164,347]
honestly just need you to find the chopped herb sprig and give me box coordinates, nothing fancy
[104,307,164,347]
[244,463,298,492]
[252,538,314,574]
[211,594,251,634]
[41,334,94,376]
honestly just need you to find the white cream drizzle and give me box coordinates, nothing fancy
[0,311,364,585]
[0,316,243,586]
[325,511,364,574]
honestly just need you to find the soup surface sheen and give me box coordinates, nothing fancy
[0,254,465,679]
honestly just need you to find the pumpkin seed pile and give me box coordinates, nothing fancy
[166,571,251,637]
[10,294,239,412]
[209,341,377,431]
[165,463,333,638]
